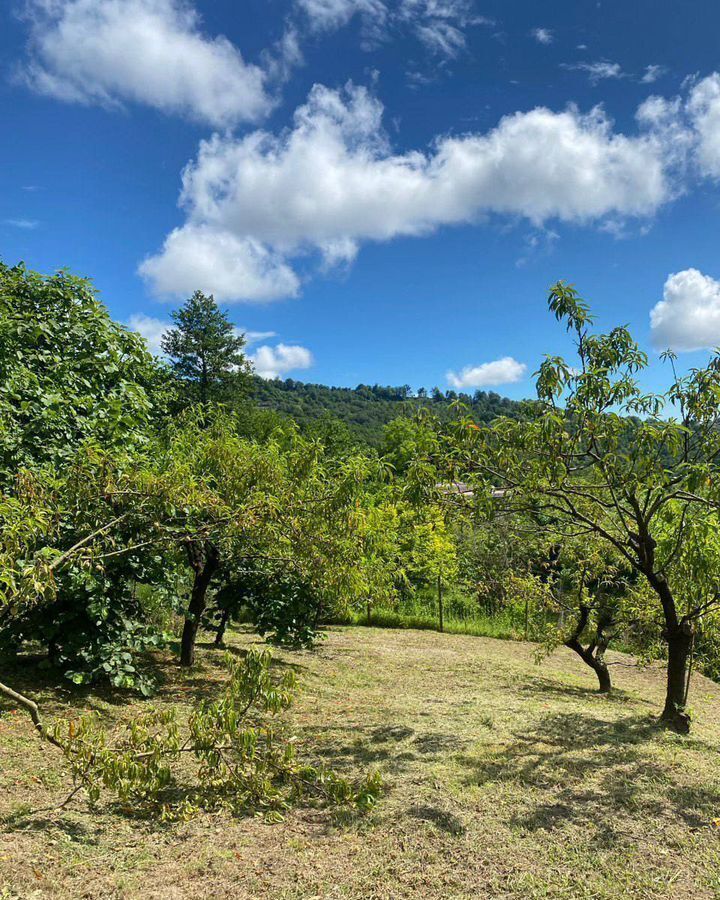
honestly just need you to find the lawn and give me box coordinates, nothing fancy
[2,626,720,899]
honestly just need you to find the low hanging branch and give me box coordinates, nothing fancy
[0,679,63,748]
[3,650,383,820]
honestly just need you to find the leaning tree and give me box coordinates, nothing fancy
[450,282,720,732]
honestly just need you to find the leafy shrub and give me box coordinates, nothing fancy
[54,649,382,820]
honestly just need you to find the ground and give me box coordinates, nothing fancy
[2,626,720,899]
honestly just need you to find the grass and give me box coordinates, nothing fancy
[2,626,720,898]
[337,606,519,639]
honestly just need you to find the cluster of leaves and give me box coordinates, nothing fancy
[55,649,382,820]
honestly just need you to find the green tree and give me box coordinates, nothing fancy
[0,262,169,692]
[161,291,250,406]
[453,282,720,731]
[0,261,159,482]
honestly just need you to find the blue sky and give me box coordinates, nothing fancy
[3,0,720,394]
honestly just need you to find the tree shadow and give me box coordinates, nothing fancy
[519,675,644,705]
[1,808,98,841]
[458,710,720,841]
[406,804,466,835]
[202,641,309,673]
[0,654,156,716]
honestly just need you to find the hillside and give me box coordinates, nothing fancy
[250,377,531,446]
[2,626,720,899]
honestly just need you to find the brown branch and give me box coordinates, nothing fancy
[0,680,63,748]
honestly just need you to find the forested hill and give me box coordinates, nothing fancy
[250,377,531,446]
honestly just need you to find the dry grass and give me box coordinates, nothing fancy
[2,626,720,899]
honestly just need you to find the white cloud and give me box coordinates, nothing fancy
[447,357,527,389]
[139,225,300,302]
[686,73,720,179]
[641,64,666,84]
[567,61,625,84]
[236,327,277,346]
[127,313,168,355]
[3,218,39,229]
[532,27,553,45]
[400,0,482,58]
[296,0,387,31]
[19,0,272,127]
[650,268,720,351]
[295,0,486,58]
[141,82,673,301]
[251,343,314,379]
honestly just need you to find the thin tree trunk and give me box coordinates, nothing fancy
[564,605,613,694]
[180,541,219,667]
[437,575,444,633]
[214,607,231,647]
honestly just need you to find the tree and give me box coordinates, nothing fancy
[161,291,250,407]
[514,534,630,693]
[0,262,169,692]
[0,261,159,482]
[407,508,458,632]
[453,282,720,731]
[154,410,387,666]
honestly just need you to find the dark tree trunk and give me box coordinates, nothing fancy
[564,605,613,694]
[648,570,693,733]
[214,607,231,647]
[180,541,219,667]
[660,621,693,734]
[565,639,613,693]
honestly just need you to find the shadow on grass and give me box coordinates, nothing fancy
[519,675,644,705]
[0,805,99,841]
[0,654,162,718]
[303,721,470,776]
[458,710,720,841]
[407,804,467,835]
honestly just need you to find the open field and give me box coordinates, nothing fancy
[2,626,720,899]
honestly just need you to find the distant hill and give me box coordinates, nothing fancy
[250,377,532,446]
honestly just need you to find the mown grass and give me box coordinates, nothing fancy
[2,626,720,899]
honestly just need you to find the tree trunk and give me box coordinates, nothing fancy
[180,541,219,667]
[589,654,612,694]
[214,607,231,647]
[564,604,613,694]
[565,639,613,693]
[650,571,693,733]
[660,621,693,733]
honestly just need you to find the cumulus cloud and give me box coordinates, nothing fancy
[686,73,720,179]
[251,343,314,379]
[447,357,527,389]
[141,81,674,302]
[127,312,168,355]
[531,27,553,45]
[19,0,272,127]
[139,226,300,302]
[650,269,720,351]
